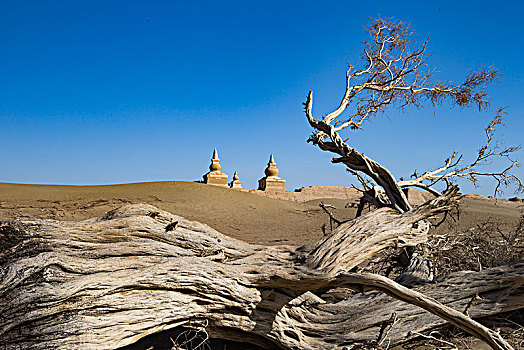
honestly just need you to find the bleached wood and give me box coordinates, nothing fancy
[0,198,519,349]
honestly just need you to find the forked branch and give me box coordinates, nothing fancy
[400,108,523,196]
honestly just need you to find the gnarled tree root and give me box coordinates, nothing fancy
[0,200,521,349]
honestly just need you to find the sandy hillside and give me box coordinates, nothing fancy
[0,181,521,245]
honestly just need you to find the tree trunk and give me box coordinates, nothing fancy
[1,194,521,349]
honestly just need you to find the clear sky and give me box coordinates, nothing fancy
[1,1,523,197]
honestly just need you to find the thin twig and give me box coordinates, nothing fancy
[409,331,458,349]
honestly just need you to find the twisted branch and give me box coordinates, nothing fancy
[305,17,520,211]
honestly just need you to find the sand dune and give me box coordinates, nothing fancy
[0,181,521,245]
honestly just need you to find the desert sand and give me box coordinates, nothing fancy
[0,181,521,245]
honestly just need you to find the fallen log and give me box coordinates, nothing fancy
[0,194,521,349]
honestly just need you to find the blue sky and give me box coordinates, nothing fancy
[1,1,523,196]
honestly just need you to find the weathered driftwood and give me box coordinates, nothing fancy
[1,195,522,349]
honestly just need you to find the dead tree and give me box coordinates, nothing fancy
[1,18,523,350]
[305,18,522,211]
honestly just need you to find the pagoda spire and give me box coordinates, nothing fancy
[209,148,222,172]
[202,148,228,187]
[264,154,279,177]
[258,154,286,191]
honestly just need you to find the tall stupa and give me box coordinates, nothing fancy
[203,149,228,187]
[257,154,286,191]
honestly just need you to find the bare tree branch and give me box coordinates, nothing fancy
[399,108,523,196]
[305,17,520,209]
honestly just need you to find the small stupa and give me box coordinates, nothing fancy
[258,154,286,191]
[230,171,243,189]
[203,149,228,187]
